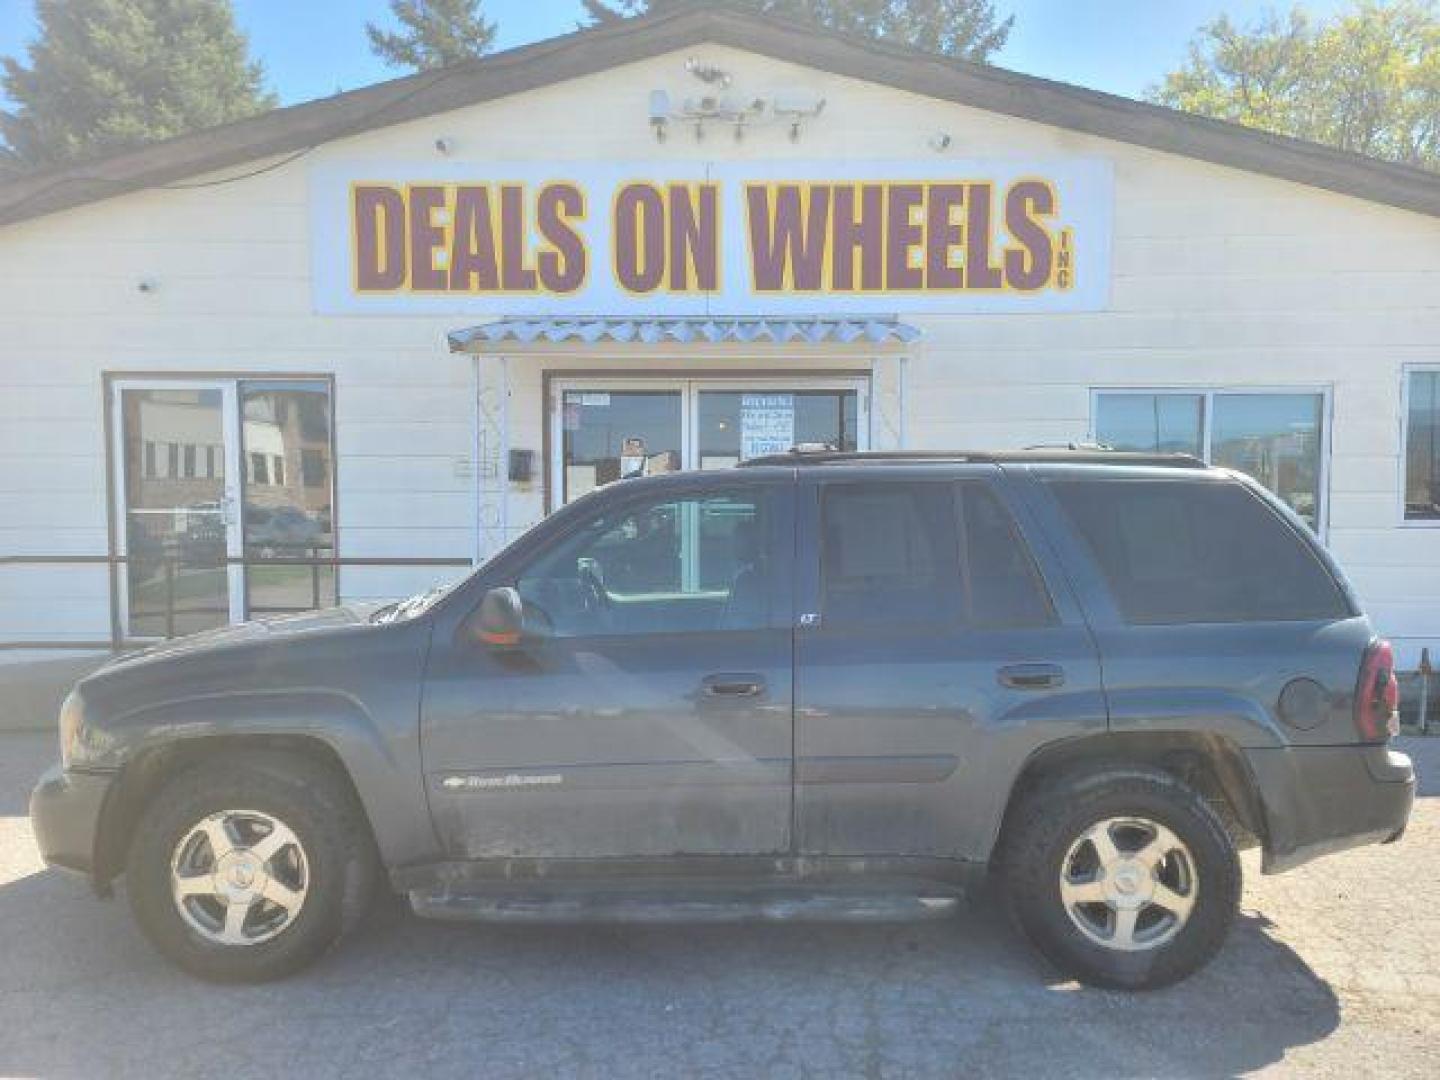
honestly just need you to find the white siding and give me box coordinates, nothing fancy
[2,44,1438,664]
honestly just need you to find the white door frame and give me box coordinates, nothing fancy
[549,375,871,506]
[110,378,246,635]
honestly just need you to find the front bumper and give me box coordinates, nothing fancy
[1246,744,1416,874]
[29,764,115,880]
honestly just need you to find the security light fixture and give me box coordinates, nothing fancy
[649,61,825,142]
[648,89,671,142]
[772,93,827,142]
[685,57,732,87]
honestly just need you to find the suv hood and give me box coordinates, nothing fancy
[103,603,390,668]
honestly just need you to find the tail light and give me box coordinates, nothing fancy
[1355,639,1400,742]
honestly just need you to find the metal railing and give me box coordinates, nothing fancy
[0,550,475,652]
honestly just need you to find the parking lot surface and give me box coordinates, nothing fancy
[1,732,1436,1079]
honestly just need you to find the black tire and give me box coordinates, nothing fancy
[999,764,1240,991]
[125,750,378,982]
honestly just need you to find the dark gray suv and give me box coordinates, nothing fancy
[30,451,1416,989]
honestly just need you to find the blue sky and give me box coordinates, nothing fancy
[1,1,1357,109]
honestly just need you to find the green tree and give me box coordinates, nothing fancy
[581,0,1014,62]
[367,0,498,71]
[1151,1,1440,167]
[1,0,275,169]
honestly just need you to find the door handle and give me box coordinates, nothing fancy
[701,673,766,697]
[997,663,1065,691]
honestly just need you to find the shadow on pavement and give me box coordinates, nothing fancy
[0,864,1340,1079]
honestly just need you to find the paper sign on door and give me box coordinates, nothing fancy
[740,394,795,460]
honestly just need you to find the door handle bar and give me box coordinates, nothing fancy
[701,673,766,697]
[997,664,1065,690]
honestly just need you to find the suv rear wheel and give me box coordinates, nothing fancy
[125,751,377,982]
[1000,765,1240,990]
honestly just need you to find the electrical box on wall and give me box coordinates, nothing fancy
[508,448,534,483]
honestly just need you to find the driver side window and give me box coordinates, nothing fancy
[516,489,780,638]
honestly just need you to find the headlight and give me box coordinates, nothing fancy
[58,690,84,768]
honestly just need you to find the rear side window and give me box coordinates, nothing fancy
[959,484,1054,628]
[821,482,961,627]
[1050,479,1349,625]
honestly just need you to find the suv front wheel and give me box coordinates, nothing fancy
[1001,765,1240,990]
[125,751,377,982]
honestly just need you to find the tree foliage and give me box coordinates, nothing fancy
[367,0,498,71]
[1,0,275,169]
[1151,0,1440,167]
[581,0,1014,61]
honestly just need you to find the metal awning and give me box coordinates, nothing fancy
[447,316,921,352]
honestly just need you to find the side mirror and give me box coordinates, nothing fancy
[472,586,525,647]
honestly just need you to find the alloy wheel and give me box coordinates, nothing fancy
[1058,815,1198,952]
[169,809,309,946]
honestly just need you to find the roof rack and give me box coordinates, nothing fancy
[736,447,1210,469]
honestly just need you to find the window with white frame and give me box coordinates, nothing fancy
[1093,390,1327,531]
[1404,369,1440,522]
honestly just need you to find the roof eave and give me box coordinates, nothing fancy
[0,5,731,228]
[2,2,1438,228]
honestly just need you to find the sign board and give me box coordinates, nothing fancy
[740,393,795,459]
[310,159,1112,316]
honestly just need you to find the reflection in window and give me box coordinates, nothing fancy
[561,391,682,502]
[697,390,858,468]
[121,388,230,638]
[1211,394,1322,531]
[517,492,778,637]
[1093,394,1202,455]
[1094,390,1325,530]
[241,381,335,617]
[1405,371,1440,521]
[302,448,328,488]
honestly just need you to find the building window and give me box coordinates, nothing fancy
[239,380,335,617]
[301,447,328,488]
[1093,394,1203,456]
[1404,369,1440,522]
[1094,389,1325,531]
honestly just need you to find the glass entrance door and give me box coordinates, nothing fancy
[552,378,868,505]
[560,386,684,503]
[695,388,861,469]
[114,381,243,637]
[113,377,337,638]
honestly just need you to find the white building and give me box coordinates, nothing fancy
[2,5,1438,693]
